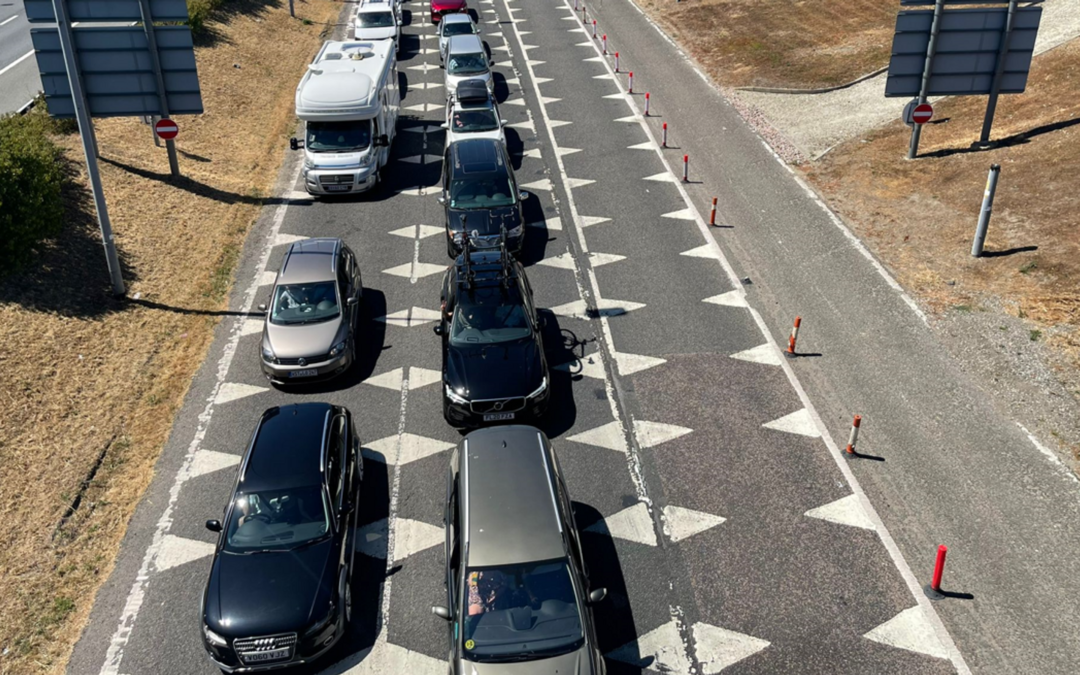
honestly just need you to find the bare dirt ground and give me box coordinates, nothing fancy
[0,1,342,672]
[632,0,897,89]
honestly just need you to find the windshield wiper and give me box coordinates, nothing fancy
[287,534,331,552]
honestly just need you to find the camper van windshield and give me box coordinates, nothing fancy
[357,11,395,28]
[306,120,372,153]
[447,53,488,75]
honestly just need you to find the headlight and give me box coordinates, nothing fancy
[358,152,374,168]
[445,384,469,405]
[304,603,336,637]
[203,624,228,647]
[527,376,548,399]
[329,340,348,358]
[304,156,315,170]
[261,345,275,363]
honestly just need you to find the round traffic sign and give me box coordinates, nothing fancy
[154,118,179,140]
[912,103,933,125]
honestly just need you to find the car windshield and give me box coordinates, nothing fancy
[450,108,498,133]
[463,561,584,661]
[449,176,515,209]
[306,120,371,153]
[357,11,394,28]
[451,285,531,344]
[443,22,474,38]
[270,281,340,325]
[224,485,331,553]
[448,52,488,75]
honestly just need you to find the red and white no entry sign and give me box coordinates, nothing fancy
[154,118,179,140]
[912,103,934,125]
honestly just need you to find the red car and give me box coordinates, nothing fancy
[430,0,467,24]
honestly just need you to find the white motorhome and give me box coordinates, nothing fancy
[293,40,400,195]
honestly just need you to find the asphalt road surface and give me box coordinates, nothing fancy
[0,1,42,114]
[64,1,1080,675]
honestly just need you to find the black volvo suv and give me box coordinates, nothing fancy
[200,403,361,672]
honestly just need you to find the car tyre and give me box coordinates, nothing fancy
[446,235,458,260]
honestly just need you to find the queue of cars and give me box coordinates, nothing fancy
[201,4,608,672]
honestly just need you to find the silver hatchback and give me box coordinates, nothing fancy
[259,239,363,384]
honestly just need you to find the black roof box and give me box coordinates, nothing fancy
[456,78,489,103]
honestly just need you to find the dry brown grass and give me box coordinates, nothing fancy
[804,39,1080,377]
[0,1,342,672]
[633,0,897,88]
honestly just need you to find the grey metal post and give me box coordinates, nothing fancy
[971,164,1001,257]
[907,0,945,160]
[980,0,1019,144]
[137,0,180,177]
[151,115,161,147]
[289,0,295,18]
[51,0,125,296]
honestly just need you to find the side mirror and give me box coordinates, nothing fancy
[437,196,447,205]
[375,134,390,147]
[347,296,359,307]
[289,137,301,151]
[431,605,452,621]
[518,190,529,201]
[440,62,446,69]
[440,122,450,130]
[205,519,222,533]
[500,119,507,125]
[588,588,608,604]
[432,324,445,336]
[258,303,267,313]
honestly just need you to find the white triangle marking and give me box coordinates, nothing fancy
[703,291,747,307]
[399,154,442,165]
[628,141,655,150]
[663,506,726,543]
[556,147,581,157]
[604,92,630,100]
[550,298,645,320]
[186,450,240,480]
[593,74,612,79]
[693,622,771,673]
[526,60,545,67]
[663,208,698,221]
[566,177,595,189]
[533,76,553,84]
[273,233,306,247]
[584,56,605,63]
[575,41,594,47]
[527,217,562,231]
[508,119,537,133]
[155,535,215,573]
[388,224,443,239]
[239,318,263,338]
[520,178,553,192]
[585,503,657,546]
[614,115,639,123]
[366,433,456,466]
[681,244,721,259]
[521,148,543,159]
[644,171,678,183]
[614,352,666,376]
[863,606,949,660]
[286,190,311,201]
[608,619,691,672]
[805,494,876,531]
[567,421,627,453]
[403,103,440,112]
[731,343,783,366]
[336,636,445,674]
[357,517,442,560]
[503,98,526,106]
[376,307,443,328]
[587,252,625,267]
[363,367,405,391]
[537,252,576,270]
[214,382,268,406]
[553,354,605,380]
[408,366,442,390]
[763,409,821,438]
[634,420,692,448]
[577,215,611,228]
[382,262,446,279]
[548,119,572,128]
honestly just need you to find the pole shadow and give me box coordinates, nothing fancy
[923,116,1080,159]
[980,245,1038,258]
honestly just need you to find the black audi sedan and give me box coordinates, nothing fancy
[200,403,361,672]
[439,137,528,258]
[434,243,549,428]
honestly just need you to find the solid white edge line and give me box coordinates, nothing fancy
[566,1,970,672]
[1017,423,1080,485]
[0,49,33,78]
[98,158,305,675]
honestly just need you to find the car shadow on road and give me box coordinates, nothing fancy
[504,126,525,171]
[517,191,553,266]
[573,501,647,674]
[289,452,391,675]
[492,71,512,104]
[533,311,580,440]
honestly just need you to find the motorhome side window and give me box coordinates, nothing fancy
[306,119,372,153]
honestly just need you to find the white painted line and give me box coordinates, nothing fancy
[730,343,783,366]
[567,421,628,453]
[0,50,33,78]
[585,502,658,546]
[554,354,606,380]
[550,297,645,319]
[634,420,693,448]
[520,178,553,191]
[662,506,726,543]
[577,215,611,228]
[614,352,666,376]
[805,494,876,530]
[382,261,445,280]
[366,433,455,466]
[762,408,822,438]
[663,208,697,221]
[239,318,263,338]
[1017,423,1080,485]
[98,156,304,674]
[703,290,748,308]
[213,382,268,406]
[644,171,678,183]
[185,450,240,481]
[608,619,691,673]
[154,535,215,573]
[565,177,594,188]
[388,224,443,239]
[258,270,277,286]
[864,606,950,660]
[375,306,442,327]
[357,517,442,560]
[273,232,306,247]
[692,622,771,674]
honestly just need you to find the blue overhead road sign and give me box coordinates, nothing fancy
[24,0,191,22]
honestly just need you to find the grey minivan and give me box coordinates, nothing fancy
[259,238,362,384]
[432,426,608,673]
[443,33,494,93]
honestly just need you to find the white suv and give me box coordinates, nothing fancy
[354,0,400,51]
[443,79,505,146]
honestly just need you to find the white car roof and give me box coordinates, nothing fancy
[442,13,473,24]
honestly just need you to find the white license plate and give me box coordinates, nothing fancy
[483,412,515,422]
[244,647,291,663]
[289,369,318,378]
[325,185,350,192]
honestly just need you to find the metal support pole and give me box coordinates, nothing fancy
[980,0,1019,144]
[51,0,125,295]
[137,0,180,177]
[908,0,945,160]
[151,115,162,147]
[289,0,295,18]
[971,164,1001,257]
